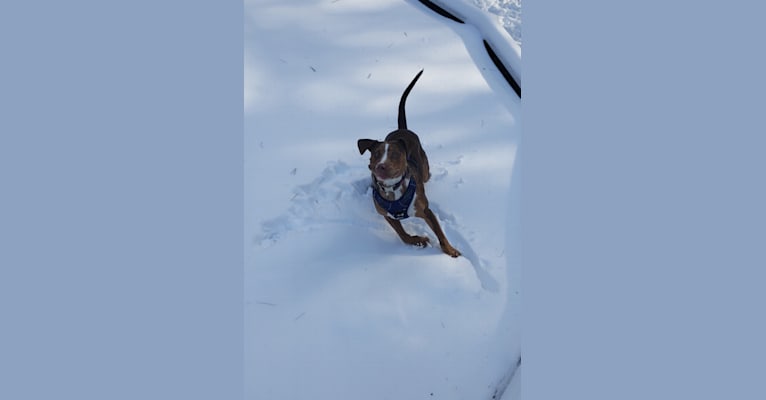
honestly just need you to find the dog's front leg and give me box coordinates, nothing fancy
[385,216,430,248]
[422,208,461,258]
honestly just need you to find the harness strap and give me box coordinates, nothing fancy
[373,176,417,220]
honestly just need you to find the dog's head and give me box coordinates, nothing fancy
[357,138,409,183]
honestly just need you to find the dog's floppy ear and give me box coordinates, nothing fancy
[357,139,380,155]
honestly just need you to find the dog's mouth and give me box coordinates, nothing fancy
[373,171,390,181]
[374,173,404,187]
[371,162,405,181]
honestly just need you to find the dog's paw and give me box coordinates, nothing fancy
[407,235,430,248]
[442,245,461,258]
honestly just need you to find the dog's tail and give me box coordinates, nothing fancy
[397,69,424,130]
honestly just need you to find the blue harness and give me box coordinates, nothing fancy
[373,176,417,220]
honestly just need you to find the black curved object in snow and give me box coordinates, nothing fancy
[417,0,464,24]
[483,39,521,98]
[416,0,521,98]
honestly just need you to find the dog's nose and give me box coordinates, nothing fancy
[376,164,387,172]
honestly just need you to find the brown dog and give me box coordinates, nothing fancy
[357,70,461,258]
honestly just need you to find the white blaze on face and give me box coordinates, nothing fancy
[374,142,403,189]
[377,143,389,167]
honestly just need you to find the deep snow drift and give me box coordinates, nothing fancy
[245,0,520,398]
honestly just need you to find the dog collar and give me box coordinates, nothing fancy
[373,176,416,220]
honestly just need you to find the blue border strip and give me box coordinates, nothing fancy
[1,1,243,399]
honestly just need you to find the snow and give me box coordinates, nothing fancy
[245,0,520,398]
[467,0,521,47]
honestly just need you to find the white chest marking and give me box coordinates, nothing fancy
[382,183,404,199]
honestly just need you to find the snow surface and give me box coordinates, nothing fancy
[245,0,520,398]
[466,0,521,47]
